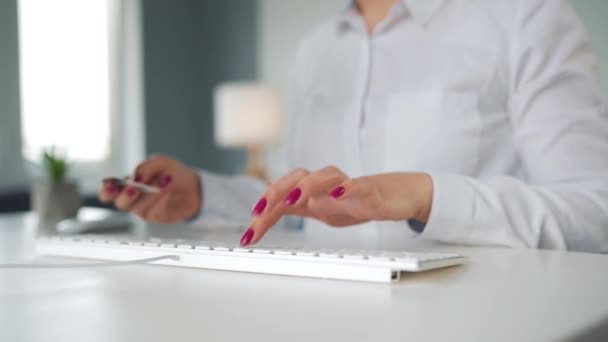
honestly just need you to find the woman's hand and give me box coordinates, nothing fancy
[98,155,202,224]
[241,166,434,246]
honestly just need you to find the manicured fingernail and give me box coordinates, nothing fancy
[106,183,117,194]
[134,174,142,182]
[158,175,172,188]
[126,187,136,197]
[251,198,267,216]
[240,228,254,246]
[284,188,302,206]
[329,186,345,199]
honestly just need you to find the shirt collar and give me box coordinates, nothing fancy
[336,0,446,31]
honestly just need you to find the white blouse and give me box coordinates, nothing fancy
[195,0,608,253]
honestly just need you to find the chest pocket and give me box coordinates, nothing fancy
[384,91,480,175]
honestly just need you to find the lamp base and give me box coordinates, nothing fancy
[244,145,268,181]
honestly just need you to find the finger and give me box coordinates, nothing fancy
[244,168,310,245]
[251,168,310,216]
[130,192,163,219]
[286,165,347,209]
[247,166,348,244]
[329,177,373,200]
[133,155,173,188]
[257,166,346,237]
[98,179,122,203]
[327,177,383,220]
[113,186,142,211]
[248,201,353,241]
[246,193,313,245]
[246,203,292,245]
[145,192,182,224]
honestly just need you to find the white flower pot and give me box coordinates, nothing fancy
[31,180,81,228]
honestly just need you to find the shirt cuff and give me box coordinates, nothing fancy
[186,169,232,224]
[418,173,475,242]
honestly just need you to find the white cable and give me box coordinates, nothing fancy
[0,255,179,269]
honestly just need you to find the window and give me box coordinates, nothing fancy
[18,0,112,163]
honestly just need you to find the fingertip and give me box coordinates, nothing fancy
[240,227,255,246]
[251,197,267,216]
[158,174,172,188]
[125,186,137,198]
[133,155,171,185]
[284,187,302,206]
[105,182,119,194]
[329,185,346,199]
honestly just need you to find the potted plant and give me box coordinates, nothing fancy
[31,147,81,227]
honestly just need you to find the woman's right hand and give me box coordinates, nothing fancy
[98,155,202,224]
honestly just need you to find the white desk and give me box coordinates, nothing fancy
[1,212,608,342]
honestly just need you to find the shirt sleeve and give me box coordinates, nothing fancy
[419,0,608,252]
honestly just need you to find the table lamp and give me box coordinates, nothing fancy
[213,82,283,180]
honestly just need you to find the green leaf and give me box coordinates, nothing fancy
[41,146,69,183]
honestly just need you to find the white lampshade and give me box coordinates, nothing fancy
[213,82,283,147]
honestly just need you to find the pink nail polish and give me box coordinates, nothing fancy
[240,228,254,246]
[158,175,172,188]
[251,198,267,216]
[106,183,117,194]
[134,174,142,182]
[284,188,302,206]
[329,186,345,199]
[126,187,136,197]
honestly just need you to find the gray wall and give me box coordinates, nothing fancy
[142,0,257,173]
[0,0,25,188]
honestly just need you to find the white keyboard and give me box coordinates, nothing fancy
[37,236,466,283]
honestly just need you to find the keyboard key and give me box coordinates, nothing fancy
[342,253,367,260]
[273,249,295,255]
[296,250,318,257]
[319,252,340,258]
[252,248,272,254]
[368,255,393,262]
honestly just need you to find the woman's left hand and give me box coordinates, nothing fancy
[240,166,434,246]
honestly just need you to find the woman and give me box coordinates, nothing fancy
[100,0,608,252]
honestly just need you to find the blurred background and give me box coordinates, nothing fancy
[0,0,606,214]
